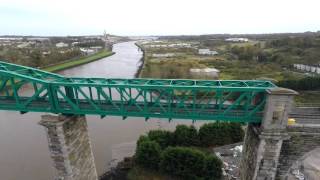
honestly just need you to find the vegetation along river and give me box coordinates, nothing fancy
[0,41,205,179]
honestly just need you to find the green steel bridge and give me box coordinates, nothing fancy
[0,61,277,123]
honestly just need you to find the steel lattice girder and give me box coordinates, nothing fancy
[0,60,277,122]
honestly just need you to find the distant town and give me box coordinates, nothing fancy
[0,33,128,68]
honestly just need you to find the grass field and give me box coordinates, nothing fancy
[42,50,114,72]
[295,91,320,104]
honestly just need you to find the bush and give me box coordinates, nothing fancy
[135,140,161,170]
[147,130,173,149]
[136,135,149,147]
[173,125,199,146]
[203,155,223,180]
[277,76,320,91]
[199,123,224,146]
[229,123,245,143]
[160,147,206,179]
[199,122,244,147]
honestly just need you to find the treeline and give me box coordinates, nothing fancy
[266,36,320,49]
[277,76,320,91]
[159,32,320,41]
[0,47,82,68]
[75,39,105,48]
[229,36,320,66]
[134,122,244,179]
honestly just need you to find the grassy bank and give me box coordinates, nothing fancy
[42,50,115,72]
[127,167,176,180]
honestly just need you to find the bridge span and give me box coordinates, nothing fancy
[1,60,319,180]
[0,61,276,122]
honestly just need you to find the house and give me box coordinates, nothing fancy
[152,53,175,58]
[56,42,69,48]
[198,49,218,55]
[293,64,320,74]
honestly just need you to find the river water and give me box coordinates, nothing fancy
[0,41,203,179]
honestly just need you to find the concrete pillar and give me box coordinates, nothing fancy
[39,115,98,180]
[240,88,297,180]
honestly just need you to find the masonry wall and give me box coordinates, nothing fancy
[40,115,98,180]
[277,124,320,179]
[240,124,261,180]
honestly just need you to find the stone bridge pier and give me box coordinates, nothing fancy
[240,88,297,180]
[39,115,98,180]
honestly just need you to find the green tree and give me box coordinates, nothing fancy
[160,147,206,179]
[135,140,161,170]
[173,125,199,146]
[147,130,174,149]
[199,122,244,147]
[203,155,223,180]
[136,135,150,147]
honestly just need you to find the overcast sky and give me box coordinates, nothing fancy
[1,0,319,36]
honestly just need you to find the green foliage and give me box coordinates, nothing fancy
[127,166,175,180]
[141,60,199,79]
[228,123,245,143]
[199,122,244,147]
[231,45,261,61]
[160,147,222,180]
[76,40,105,48]
[160,147,206,179]
[135,140,161,170]
[277,76,320,90]
[134,124,232,179]
[136,135,150,147]
[203,155,223,180]
[173,125,199,146]
[147,130,174,149]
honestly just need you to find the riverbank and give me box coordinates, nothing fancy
[42,50,115,72]
[134,42,145,78]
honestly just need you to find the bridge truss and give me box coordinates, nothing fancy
[0,61,277,122]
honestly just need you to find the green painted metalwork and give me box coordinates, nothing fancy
[0,61,277,122]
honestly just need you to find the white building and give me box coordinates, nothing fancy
[190,68,220,78]
[198,49,218,55]
[146,43,191,48]
[293,64,320,74]
[225,38,249,42]
[90,46,103,51]
[152,53,175,58]
[80,48,95,55]
[42,51,51,56]
[56,42,69,48]
[71,42,79,46]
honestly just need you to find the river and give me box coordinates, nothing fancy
[0,41,203,179]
